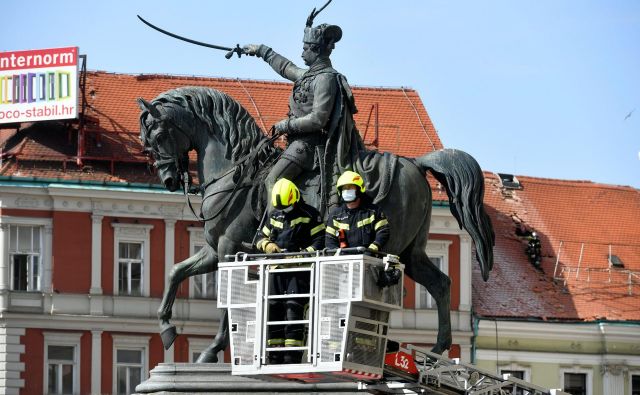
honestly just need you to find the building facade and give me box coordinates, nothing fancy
[0,71,475,394]
[472,174,640,395]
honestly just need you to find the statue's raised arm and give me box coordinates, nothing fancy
[242,16,355,213]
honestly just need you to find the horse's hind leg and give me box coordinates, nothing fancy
[402,245,453,355]
[195,309,229,363]
[157,245,218,348]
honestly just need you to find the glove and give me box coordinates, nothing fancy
[368,243,379,252]
[242,44,262,57]
[273,119,290,135]
[264,242,282,254]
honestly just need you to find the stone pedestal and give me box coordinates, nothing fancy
[134,363,361,394]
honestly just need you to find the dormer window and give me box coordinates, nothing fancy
[497,173,521,189]
[608,255,624,268]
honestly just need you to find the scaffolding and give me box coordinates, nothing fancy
[552,240,640,295]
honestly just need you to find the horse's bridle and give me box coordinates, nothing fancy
[148,115,282,223]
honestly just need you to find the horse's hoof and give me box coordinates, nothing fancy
[430,339,452,355]
[160,324,177,350]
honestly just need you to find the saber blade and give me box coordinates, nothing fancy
[137,15,233,52]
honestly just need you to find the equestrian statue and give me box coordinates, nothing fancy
[137,3,494,363]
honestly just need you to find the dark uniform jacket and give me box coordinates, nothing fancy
[325,200,390,251]
[257,202,326,253]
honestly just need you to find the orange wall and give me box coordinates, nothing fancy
[174,336,189,362]
[148,219,165,298]
[430,234,461,310]
[101,332,113,395]
[52,211,92,293]
[403,235,461,310]
[0,208,52,217]
[80,332,91,395]
[174,221,202,298]
[149,334,164,372]
[101,218,115,294]
[20,328,43,395]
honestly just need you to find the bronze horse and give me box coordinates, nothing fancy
[138,86,494,362]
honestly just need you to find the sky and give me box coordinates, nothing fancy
[2,1,639,188]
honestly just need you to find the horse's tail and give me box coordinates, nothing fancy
[414,149,495,281]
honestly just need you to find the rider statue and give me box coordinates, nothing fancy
[243,11,362,213]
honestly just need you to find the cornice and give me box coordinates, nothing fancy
[477,319,640,343]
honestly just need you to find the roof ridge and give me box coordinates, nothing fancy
[485,171,638,192]
[515,174,638,192]
[87,70,417,92]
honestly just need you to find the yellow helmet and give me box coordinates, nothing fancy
[271,178,300,209]
[336,171,365,193]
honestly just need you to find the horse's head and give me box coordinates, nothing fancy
[138,98,192,192]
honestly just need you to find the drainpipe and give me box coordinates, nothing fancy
[471,314,479,364]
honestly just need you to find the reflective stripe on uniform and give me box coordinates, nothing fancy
[374,218,388,230]
[270,218,284,228]
[268,338,285,346]
[284,339,304,347]
[326,226,337,235]
[290,217,311,227]
[305,246,315,252]
[262,225,271,236]
[333,219,350,230]
[310,223,325,236]
[368,243,379,251]
[356,214,375,228]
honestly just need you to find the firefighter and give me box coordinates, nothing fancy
[325,171,390,251]
[526,231,542,268]
[256,178,325,364]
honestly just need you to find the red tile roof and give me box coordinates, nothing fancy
[474,173,640,322]
[1,71,442,183]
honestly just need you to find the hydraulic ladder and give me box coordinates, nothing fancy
[361,346,570,395]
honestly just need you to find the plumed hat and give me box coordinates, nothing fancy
[303,1,341,48]
[303,23,342,48]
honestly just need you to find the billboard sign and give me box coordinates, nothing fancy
[0,46,79,124]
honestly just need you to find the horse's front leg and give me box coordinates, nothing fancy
[157,245,218,349]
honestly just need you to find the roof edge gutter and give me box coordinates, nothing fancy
[0,175,167,191]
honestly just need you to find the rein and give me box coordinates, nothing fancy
[181,127,283,223]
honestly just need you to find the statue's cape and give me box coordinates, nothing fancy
[324,73,398,209]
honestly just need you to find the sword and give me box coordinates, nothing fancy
[137,15,244,59]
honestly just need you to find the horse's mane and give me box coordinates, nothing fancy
[141,86,276,162]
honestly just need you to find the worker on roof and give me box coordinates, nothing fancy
[325,171,390,252]
[256,178,325,364]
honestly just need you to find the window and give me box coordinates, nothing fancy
[188,337,222,363]
[116,349,143,395]
[188,228,215,299]
[632,374,640,395]
[112,223,153,297]
[43,332,81,395]
[47,345,76,394]
[118,242,143,296]
[560,369,592,395]
[112,335,149,395]
[8,225,42,291]
[564,373,587,395]
[501,369,525,395]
